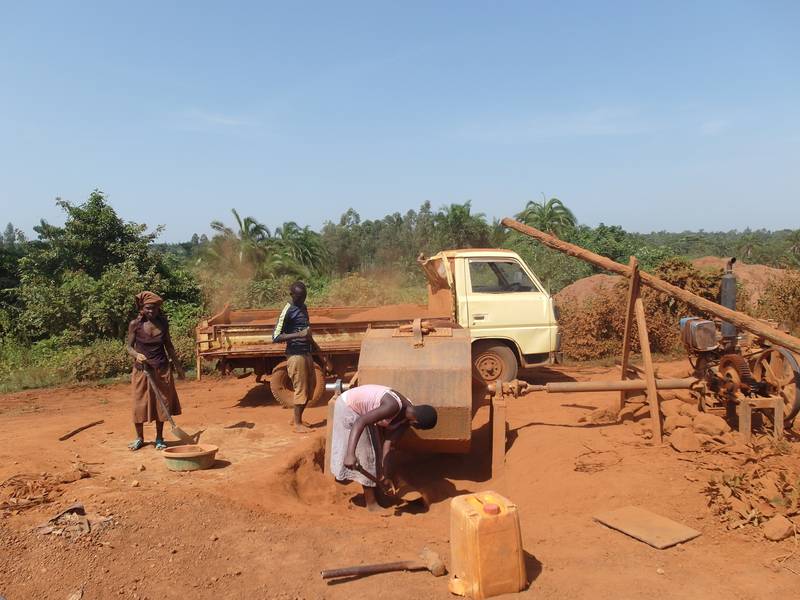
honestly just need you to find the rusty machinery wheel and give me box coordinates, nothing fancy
[472,341,518,385]
[269,361,326,409]
[750,348,800,427]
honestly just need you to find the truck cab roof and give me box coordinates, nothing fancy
[429,248,519,260]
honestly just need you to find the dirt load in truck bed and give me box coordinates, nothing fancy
[209,303,448,326]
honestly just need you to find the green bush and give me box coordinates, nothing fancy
[65,339,129,381]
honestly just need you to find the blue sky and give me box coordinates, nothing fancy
[1,1,798,242]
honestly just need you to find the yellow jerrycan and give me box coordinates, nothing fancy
[448,491,526,599]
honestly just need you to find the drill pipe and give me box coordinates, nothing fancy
[529,377,697,393]
[502,218,800,355]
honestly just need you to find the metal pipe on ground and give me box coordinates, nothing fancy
[501,218,800,356]
[530,377,698,394]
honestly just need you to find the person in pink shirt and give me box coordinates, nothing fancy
[329,384,437,512]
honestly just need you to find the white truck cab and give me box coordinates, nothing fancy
[419,249,561,383]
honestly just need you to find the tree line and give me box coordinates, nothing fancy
[0,190,798,386]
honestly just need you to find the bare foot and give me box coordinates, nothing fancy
[293,424,313,434]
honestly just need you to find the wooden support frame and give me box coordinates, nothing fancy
[619,257,640,411]
[491,389,508,487]
[635,295,663,444]
[617,255,662,444]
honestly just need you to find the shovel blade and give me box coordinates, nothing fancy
[171,426,193,444]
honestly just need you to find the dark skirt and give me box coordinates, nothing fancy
[131,366,182,423]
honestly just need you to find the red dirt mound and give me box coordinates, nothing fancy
[691,257,786,304]
[555,274,622,306]
[556,258,786,308]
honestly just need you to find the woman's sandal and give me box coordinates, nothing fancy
[155,439,167,450]
[128,438,145,451]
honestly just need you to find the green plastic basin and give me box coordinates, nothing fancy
[162,444,218,471]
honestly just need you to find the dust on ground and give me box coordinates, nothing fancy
[2,362,799,599]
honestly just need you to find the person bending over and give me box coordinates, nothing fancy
[329,384,437,512]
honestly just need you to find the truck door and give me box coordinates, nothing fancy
[465,258,552,357]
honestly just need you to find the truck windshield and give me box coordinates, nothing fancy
[469,260,537,293]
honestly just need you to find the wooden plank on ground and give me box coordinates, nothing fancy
[594,506,701,549]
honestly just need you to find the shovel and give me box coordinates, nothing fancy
[142,364,192,444]
[353,462,424,504]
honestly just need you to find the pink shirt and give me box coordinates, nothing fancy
[344,384,403,427]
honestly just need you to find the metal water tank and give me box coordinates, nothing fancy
[357,325,473,453]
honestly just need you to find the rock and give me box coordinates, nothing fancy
[713,432,735,446]
[660,391,678,401]
[663,415,679,433]
[664,414,694,433]
[210,534,219,542]
[137,464,146,472]
[660,399,683,417]
[678,402,699,417]
[131,480,140,488]
[582,407,618,425]
[618,405,638,423]
[692,413,731,437]
[695,433,714,446]
[763,515,795,541]
[656,567,665,575]
[626,393,647,405]
[670,428,701,452]
[633,404,651,419]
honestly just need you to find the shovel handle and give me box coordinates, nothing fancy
[142,365,177,428]
[354,463,398,496]
[321,560,421,579]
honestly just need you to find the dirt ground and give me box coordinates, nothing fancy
[2,362,799,599]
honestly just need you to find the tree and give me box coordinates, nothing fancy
[737,232,760,261]
[273,221,328,271]
[208,208,270,269]
[3,223,15,247]
[432,201,490,249]
[517,196,576,237]
[14,190,198,343]
[22,191,159,279]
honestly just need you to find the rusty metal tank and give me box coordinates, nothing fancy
[357,323,473,453]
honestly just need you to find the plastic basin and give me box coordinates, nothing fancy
[162,444,219,471]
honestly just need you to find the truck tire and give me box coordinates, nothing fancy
[472,341,518,385]
[269,361,326,408]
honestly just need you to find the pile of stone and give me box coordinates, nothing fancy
[623,395,750,454]
[704,464,798,541]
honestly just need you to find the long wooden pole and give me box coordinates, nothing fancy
[502,218,800,355]
[619,257,640,411]
[635,295,663,443]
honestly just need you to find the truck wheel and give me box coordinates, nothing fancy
[269,361,326,408]
[472,341,518,385]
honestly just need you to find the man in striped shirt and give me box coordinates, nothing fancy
[273,281,316,433]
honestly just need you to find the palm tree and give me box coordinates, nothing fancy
[737,232,760,262]
[433,201,490,249]
[206,209,271,273]
[516,196,576,237]
[274,221,329,270]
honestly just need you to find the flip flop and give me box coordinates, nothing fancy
[128,438,144,451]
[155,439,167,450]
